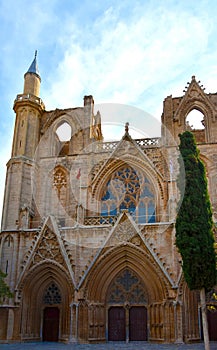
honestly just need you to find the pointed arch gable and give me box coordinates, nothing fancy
[83,244,170,303]
[16,216,76,295]
[174,77,215,126]
[177,99,213,128]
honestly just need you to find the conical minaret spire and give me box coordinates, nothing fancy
[25,50,40,78]
[23,51,41,96]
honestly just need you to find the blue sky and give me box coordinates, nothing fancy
[0,0,217,222]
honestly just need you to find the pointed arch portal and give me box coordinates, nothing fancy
[107,269,148,341]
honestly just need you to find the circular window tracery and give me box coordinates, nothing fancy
[101,165,155,223]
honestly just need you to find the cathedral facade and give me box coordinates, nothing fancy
[0,54,217,343]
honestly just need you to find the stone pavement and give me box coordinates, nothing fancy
[0,342,217,350]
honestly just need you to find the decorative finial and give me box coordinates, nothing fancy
[125,122,129,133]
[35,50,37,58]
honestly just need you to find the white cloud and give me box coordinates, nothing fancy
[44,1,213,126]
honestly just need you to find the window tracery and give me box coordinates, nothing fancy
[43,283,62,305]
[101,166,155,223]
[53,167,67,197]
[107,269,147,304]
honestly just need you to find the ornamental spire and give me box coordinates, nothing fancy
[25,50,40,79]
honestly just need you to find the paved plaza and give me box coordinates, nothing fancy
[0,342,217,350]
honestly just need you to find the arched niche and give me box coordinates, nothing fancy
[49,165,77,225]
[0,235,14,277]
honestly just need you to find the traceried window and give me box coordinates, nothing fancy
[43,283,62,305]
[107,269,147,304]
[53,167,67,198]
[101,165,155,223]
[52,167,68,220]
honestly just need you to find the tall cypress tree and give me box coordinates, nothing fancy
[175,131,216,350]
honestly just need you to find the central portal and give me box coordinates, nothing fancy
[108,306,147,341]
[107,269,148,342]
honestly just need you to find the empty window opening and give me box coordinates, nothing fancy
[186,110,205,130]
[56,123,71,141]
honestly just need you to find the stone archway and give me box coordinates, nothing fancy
[83,244,171,343]
[19,263,73,342]
[107,269,148,342]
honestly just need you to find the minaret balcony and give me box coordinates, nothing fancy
[14,93,45,111]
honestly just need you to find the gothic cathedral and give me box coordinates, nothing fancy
[0,54,217,343]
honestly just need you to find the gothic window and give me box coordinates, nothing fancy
[43,283,62,305]
[52,167,68,219]
[56,122,71,141]
[53,167,67,198]
[101,165,156,223]
[107,269,147,304]
[186,109,205,130]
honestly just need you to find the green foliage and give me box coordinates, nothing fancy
[0,269,13,304]
[175,131,217,291]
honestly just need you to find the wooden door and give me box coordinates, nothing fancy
[108,307,126,341]
[207,310,217,341]
[43,307,59,341]
[129,306,147,341]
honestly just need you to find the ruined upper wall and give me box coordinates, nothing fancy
[162,76,217,145]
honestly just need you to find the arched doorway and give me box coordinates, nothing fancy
[107,269,148,342]
[43,307,60,341]
[42,282,62,341]
[19,262,73,342]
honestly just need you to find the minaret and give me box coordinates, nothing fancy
[1,52,45,230]
[23,50,41,96]
[12,51,45,158]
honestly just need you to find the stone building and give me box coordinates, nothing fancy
[0,53,217,343]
